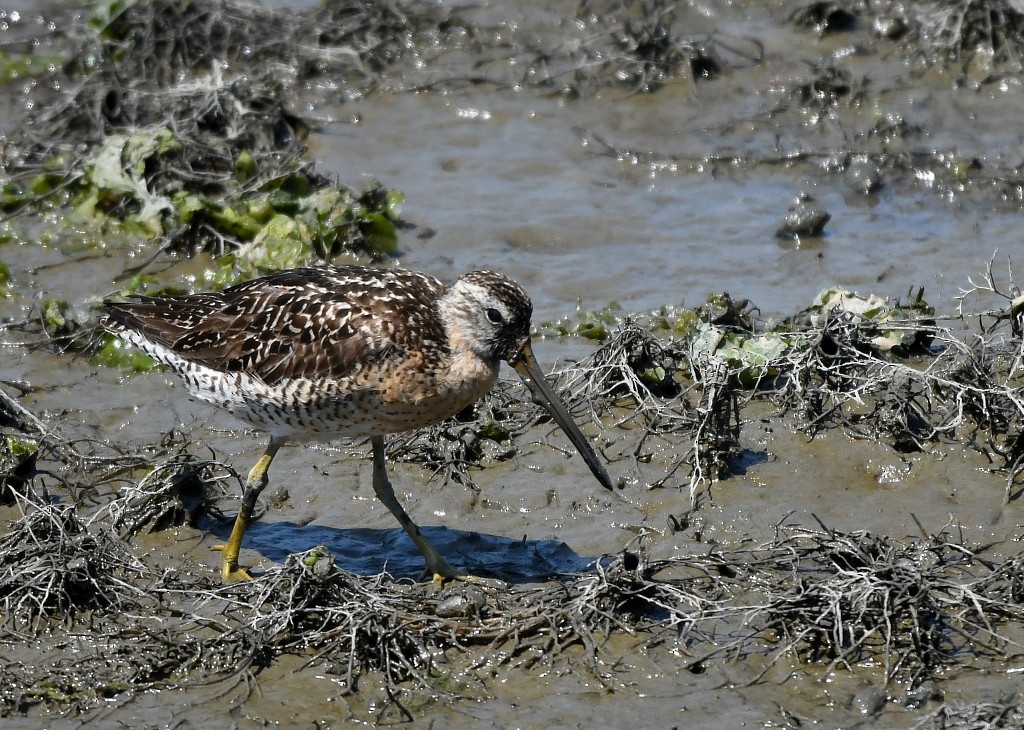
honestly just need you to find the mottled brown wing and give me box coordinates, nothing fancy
[103,266,449,385]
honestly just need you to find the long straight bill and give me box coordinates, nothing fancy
[509,339,613,491]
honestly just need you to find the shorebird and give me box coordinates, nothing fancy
[102,265,612,581]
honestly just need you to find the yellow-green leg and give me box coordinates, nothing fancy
[214,437,284,581]
[370,436,463,584]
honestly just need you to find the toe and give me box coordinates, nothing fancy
[222,563,254,582]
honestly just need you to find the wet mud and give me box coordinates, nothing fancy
[2,1,1024,728]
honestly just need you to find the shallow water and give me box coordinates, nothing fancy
[319,83,998,321]
[4,0,1024,727]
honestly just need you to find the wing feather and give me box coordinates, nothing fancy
[102,266,449,385]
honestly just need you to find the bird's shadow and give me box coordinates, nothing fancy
[208,519,602,584]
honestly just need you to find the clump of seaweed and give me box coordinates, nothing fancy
[0,434,37,505]
[4,413,1024,721]
[894,0,1024,73]
[3,517,1017,717]
[526,256,1024,513]
[562,0,758,96]
[568,320,687,416]
[555,315,742,503]
[753,522,987,686]
[398,0,759,97]
[912,696,1024,729]
[756,260,1024,491]
[4,0,1024,720]
[0,491,147,634]
[105,451,237,538]
[788,0,1024,74]
[0,0,416,268]
[215,545,721,695]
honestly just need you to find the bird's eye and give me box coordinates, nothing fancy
[485,307,504,324]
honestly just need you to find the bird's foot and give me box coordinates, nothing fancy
[421,566,506,590]
[212,543,254,582]
[403,524,507,588]
[222,563,255,582]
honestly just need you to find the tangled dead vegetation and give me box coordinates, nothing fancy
[2,0,1024,720]
[2,0,1022,279]
[0,0,431,266]
[387,380,540,487]
[876,0,1024,72]
[4,479,1024,718]
[556,319,740,505]
[0,492,148,636]
[749,520,1009,687]
[0,0,759,241]
[104,451,238,538]
[789,0,1024,72]
[912,695,1024,730]
[0,0,750,280]
[531,256,1022,510]
[526,0,762,96]
[10,255,1021,515]
[572,0,1024,204]
[1,258,1024,716]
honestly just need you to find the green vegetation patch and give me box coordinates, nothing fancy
[92,335,158,374]
[0,0,412,272]
[802,286,935,354]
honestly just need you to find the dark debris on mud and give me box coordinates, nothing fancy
[536,258,1024,512]
[576,0,1024,204]
[1,258,1024,717]
[387,379,539,488]
[0,0,760,235]
[788,0,1024,72]
[3,483,1024,719]
[2,0,1024,723]
[0,0,440,263]
[912,693,1024,729]
[0,0,1022,282]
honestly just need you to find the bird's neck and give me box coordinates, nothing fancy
[437,296,501,393]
